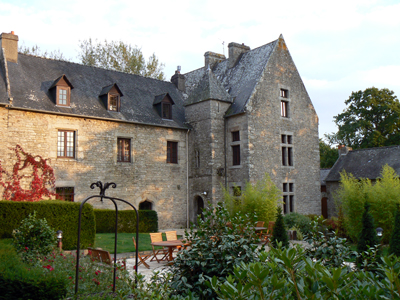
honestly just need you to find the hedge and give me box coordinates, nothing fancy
[94,209,158,233]
[0,200,95,250]
[0,242,68,300]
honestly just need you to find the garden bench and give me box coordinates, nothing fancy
[88,248,113,266]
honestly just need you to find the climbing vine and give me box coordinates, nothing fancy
[0,145,55,201]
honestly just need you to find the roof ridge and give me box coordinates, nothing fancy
[18,53,170,83]
[349,144,400,152]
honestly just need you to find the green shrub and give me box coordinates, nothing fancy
[389,205,400,256]
[283,212,312,235]
[167,202,259,299]
[0,244,67,300]
[223,173,281,224]
[12,212,57,264]
[94,209,158,233]
[271,207,289,248]
[0,200,95,250]
[336,165,400,243]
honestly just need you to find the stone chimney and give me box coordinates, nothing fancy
[171,66,186,92]
[228,42,250,68]
[338,145,352,156]
[0,31,19,63]
[204,51,225,69]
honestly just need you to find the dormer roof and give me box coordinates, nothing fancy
[99,83,123,97]
[153,93,175,105]
[49,74,74,90]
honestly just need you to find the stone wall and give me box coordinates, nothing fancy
[0,108,188,229]
[245,37,321,215]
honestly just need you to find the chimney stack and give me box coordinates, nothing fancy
[228,42,250,68]
[204,51,225,70]
[171,66,186,92]
[0,31,19,63]
[338,145,352,156]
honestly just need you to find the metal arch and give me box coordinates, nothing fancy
[75,182,139,295]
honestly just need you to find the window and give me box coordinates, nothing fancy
[139,200,153,210]
[281,134,293,166]
[57,130,75,158]
[56,187,74,201]
[232,131,240,142]
[232,145,240,165]
[162,103,172,119]
[117,138,131,162]
[167,141,178,163]
[281,100,288,117]
[57,87,70,106]
[280,89,289,118]
[283,182,294,214]
[109,94,120,111]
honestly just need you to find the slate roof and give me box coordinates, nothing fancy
[325,145,400,182]
[0,54,186,129]
[185,69,232,106]
[320,169,331,185]
[183,38,278,116]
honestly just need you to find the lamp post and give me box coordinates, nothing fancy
[57,230,63,252]
[376,227,383,238]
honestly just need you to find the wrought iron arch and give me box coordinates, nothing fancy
[75,181,139,295]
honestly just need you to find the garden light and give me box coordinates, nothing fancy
[376,227,383,237]
[57,230,63,251]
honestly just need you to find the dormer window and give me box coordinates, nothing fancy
[154,93,175,120]
[109,94,120,111]
[49,75,74,107]
[99,83,123,112]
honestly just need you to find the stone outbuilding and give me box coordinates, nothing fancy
[324,145,400,217]
[0,31,320,228]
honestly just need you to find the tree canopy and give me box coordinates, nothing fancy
[19,45,70,61]
[78,39,165,80]
[319,139,338,168]
[326,87,400,149]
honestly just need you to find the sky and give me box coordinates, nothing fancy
[1,0,399,139]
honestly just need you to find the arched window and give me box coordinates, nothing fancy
[139,200,153,210]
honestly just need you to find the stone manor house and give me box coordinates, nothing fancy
[0,31,320,228]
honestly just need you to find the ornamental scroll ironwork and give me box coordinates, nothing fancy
[75,182,139,295]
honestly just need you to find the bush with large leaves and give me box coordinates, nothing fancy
[167,202,260,299]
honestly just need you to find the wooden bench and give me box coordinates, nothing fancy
[88,248,113,265]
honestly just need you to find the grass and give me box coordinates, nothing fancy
[95,232,161,254]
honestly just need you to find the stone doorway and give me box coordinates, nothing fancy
[195,196,204,222]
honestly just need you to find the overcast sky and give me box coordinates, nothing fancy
[1,0,399,139]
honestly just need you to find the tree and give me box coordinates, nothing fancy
[319,138,338,168]
[327,87,400,149]
[272,207,289,248]
[78,39,165,80]
[357,202,379,254]
[18,44,70,61]
[223,174,281,224]
[389,205,400,256]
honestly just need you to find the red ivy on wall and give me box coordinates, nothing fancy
[0,145,56,201]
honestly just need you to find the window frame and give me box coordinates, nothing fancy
[57,130,75,158]
[56,86,71,106]
[162,102,172,119]
[281,134,293,167]
[281,100,289,117]
[282,182,294,214]
[167,141,178,164]
[117,138,131,163]
[232,145,241,166]
[108,94,120,112]
[232,131,240,142]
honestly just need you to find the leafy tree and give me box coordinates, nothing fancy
[223,173,281,224]
[319,138,338,168]
[389,204,400,256]
[18,44,70,61]
[327,87,400,149]
[78,38,165,80]
[357,202,379,254]
[272,207,289,248]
